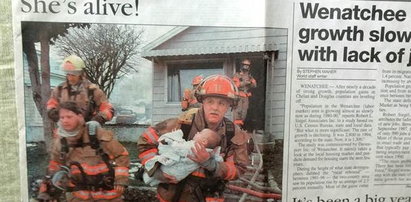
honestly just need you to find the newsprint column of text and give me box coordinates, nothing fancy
[287,1,411,202]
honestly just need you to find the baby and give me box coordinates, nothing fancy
[143,128,223,186]
[194,128,220,147]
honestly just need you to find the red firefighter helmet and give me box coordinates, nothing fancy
[195,75,239,107]
[192,75,203,86]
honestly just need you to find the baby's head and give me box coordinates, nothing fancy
[193,128,221,149]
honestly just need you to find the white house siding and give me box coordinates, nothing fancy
[151,61,181,123]
[266,36,288,139]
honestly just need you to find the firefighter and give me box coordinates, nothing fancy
[138,75,250,202]
[46,55,113,124]
[181,75,203,111]
[38,101,129,201]
[232,59,257,127]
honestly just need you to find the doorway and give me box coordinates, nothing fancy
[234,57,267,132]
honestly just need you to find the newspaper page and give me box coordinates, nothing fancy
[286,0,411,201]
[7,0,411,201]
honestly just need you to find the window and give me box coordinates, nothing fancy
[167,62,223,102]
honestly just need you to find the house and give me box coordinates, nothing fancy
[141,26,287,139]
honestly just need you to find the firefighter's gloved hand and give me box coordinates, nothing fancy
[150,169,178,184]
[47,109,59,122]
[162,172,178,184]
[92,114,106,124]
[86,121,101,136]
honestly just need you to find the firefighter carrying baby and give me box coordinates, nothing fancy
[138,74,250,202]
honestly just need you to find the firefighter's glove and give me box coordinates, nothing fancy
[92,114,106,124]
[47,109,59,122]
[156,170,178,184]
[86,120,101,136]
[149,168,178,184]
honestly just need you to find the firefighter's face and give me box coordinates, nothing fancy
[66,73,81,85]
[59,108,83,131]
[241,60,251,71]
[202,97,230,125]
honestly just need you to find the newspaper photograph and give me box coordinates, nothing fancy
[3,0,411,201]
[13,0,287,201]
